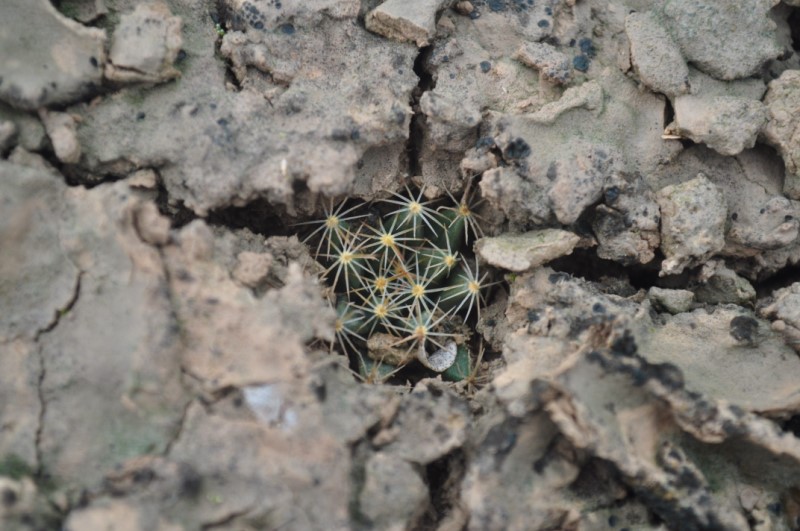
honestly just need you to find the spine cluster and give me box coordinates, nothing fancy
[301,187,491,382]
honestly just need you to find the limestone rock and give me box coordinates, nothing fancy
[105,2,183,83]
[659,0,781,80]
[366,0,448,47]
[593,174,661,265]
[39,110,81,164]
[648,287,694,314]
[475,230,581,272]
[672,95,767,156]
[656,174,727,276]
[514,41,572,85]
[359,453,428,529]
[761,70,800,199]
[625,11,689,97]
[0,0,105,110]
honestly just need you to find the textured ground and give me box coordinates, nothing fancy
[3,0,800,529]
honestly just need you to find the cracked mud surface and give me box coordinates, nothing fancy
[3,0,800,529]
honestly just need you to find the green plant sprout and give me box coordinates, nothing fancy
[302,185,493,383]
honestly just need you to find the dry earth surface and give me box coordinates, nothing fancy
[3,0,800,529]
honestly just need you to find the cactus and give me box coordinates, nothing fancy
[302,186,493,382]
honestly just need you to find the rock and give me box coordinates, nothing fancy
[105,2,183,84]
[639,306,800,415]
[379,389,469,465]
[132,202,171,246]
[419,90,481,151]
[529,80,603,124]
[659,0,781,80]
[761,282,800,353]
[546,141,617,225]
[39,110,81,164]
[593,173,661,265]
[75,2,418,214]
[232,251,273,289]
[671,95,767,156]
[625,11,689,96]
[514,42,573,85]
[648,287,694,314]
[479,166,551,227]
[365,0,448,47]
[0,162,80,342]
[656,174,727,276]
[693,261,755,305]
[475,230,581,272]
[359,453,428,529]
[761,70,800,199]
[0,121,15,153]
[0,103,47,151]
[0,0,105,110]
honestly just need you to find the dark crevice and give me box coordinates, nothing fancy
[789,8,800,53]
[754,262,800,299]
[663,97,675,130]
[205,199,293,237]
[548,248,665,294]
[420,450,467,529]
[407,46,434,178]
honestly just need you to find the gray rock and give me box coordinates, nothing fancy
[475,230,581,272]
[761,70,800,199]
[656,174,727,276]
[625,11,689,97]
[379,389,469,465]
[74,2,418,214]
[105,2,182,84]
[593,173,661,265]
[529,80,603,124]
[659,0,782,80]
[648,287,694,314]
[0,162,79,343]
[39,110,81,164]
[0,0,105,110]
[419,90,481,151]
[0,120,15,153]
[514,41,573,85]
[761,282,800,353]
[0,103,47,151]
[693,261,755,305]
[359,453,428,529]
[671,95,767,156]
[365,0,448,47]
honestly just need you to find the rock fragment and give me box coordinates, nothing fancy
[514,42,573,85]
[656,174,727,276]
[419,91,481,151]
[359,453,428,529]
[529,80,603,124]
[105,2,183,83]
[761,283,800,353]
[0,121,15,153]
[593,174,661,265]
[671,95,767,156]
[39,110,81,164]
[693,261,755,305]
[365,0,448,47]
[648,287,694,314]
[475,230,581,272]
[625,11,689,96]
[0,0,105,110]
[761,70,800,199]
[659,0,781,80]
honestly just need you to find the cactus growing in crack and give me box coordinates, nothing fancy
[300,185,492,382]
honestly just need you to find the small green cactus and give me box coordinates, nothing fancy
[302,186,495,382]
